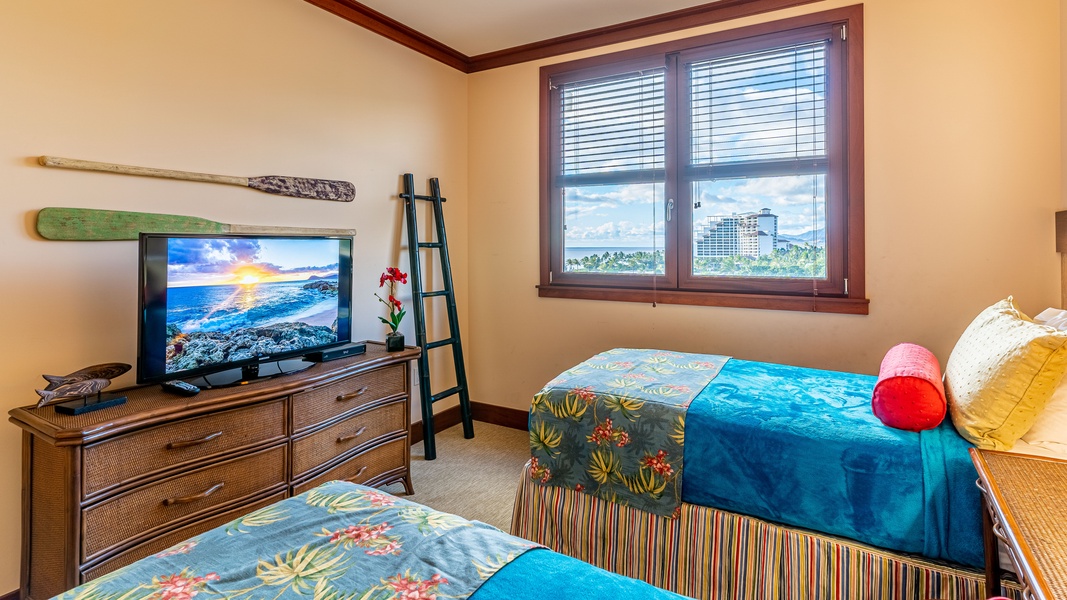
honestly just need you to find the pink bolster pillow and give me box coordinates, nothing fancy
[872,343,947,431]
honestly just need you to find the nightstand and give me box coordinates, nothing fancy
[970,448,1067,600]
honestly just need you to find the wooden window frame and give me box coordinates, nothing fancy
[538,6,867,315]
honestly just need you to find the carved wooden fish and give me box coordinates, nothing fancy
[36,378,111,408]
[41,362,131,391]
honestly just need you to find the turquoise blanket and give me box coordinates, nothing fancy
[681,359,983,568]
[472,550,691,600]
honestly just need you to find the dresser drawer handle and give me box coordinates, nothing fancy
[162,482,225,506]
[166,431,224,450]
[352,465,368,479]
[337,386,370,402]
[337,427,368,444]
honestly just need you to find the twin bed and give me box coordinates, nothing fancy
[55,297,1066,600]
[514,351,1002,599]
[57,480,688,600]
[513,298,1067,600]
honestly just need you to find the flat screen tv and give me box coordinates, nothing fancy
[138,233,353,387]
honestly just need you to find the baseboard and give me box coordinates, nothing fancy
[471,401,529,430]
[409,401,527,444]
[2,589,18,600]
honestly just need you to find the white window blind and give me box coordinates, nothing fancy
[689,41,827,167]
[559,69,666,176]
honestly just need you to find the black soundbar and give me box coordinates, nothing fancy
[305,342,367,362]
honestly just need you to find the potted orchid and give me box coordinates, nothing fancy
[376,267,408,351]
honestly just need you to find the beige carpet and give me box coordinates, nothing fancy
[383,421,530,531]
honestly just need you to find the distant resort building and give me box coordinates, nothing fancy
[694,208,778,258]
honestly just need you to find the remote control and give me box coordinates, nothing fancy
[160,380,201,396]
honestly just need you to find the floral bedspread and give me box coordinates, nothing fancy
[58,481,539,600]
[529,348,728,517]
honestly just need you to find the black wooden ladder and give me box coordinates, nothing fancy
[400,173,474,460]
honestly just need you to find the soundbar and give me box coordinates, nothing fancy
[305,342,367,362]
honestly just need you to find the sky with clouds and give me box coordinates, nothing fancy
[564,174,825,249]
[167,237,340,287]
[562,42,827,250]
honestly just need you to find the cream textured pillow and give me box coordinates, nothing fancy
[944,297,1067,450]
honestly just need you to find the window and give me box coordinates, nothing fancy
[539,7,866,314]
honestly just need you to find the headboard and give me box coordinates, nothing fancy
[1056,211,1067,308]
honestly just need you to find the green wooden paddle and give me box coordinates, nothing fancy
[36,207,356,241]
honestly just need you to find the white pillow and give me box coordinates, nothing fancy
[1034,307,1067,330]
[1023,307,1067,457]
[1021,374,1067,457]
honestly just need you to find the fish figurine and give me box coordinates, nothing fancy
[41,362,131,391]
[36,378,112,408]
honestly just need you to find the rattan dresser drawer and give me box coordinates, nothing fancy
[83,399,287,499]
[82,444,287,562]
[292,399,407,478]
[293,436,407,495]
[11,343,418,600]
[82,490,287,582]
[292,364,405,432]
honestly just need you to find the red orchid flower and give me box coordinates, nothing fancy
[376,267,408,333]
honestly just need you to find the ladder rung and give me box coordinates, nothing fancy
[426,339,456,350]
[421,290,450,298]
[403,193,447,202]
[431,386,463,403]
[418,242,444,249]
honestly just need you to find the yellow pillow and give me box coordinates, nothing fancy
[945,297,1067,450]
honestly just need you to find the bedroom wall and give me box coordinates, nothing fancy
[466,0,1062,411]
[0,0,467,590]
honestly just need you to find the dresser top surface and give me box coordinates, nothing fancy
[10,342,419,445]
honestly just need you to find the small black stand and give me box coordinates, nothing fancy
[188,357,314,389]
[305,342,367,362]
[54,392,128,415]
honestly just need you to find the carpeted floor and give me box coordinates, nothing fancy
[383,421,530,531]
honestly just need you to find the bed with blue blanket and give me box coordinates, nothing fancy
[57,480,688,600]
[518,349,1007,600]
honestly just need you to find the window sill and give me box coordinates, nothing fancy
[537,284,869,315]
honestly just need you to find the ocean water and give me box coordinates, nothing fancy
[565,246,659,261]
[167,278,338,334]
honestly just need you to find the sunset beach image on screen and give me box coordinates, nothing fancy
[164,237,342,374]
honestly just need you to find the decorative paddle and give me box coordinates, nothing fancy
[36,207,355,241]
[38,156,355,202]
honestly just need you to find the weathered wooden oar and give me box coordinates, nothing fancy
[36,207,356,241]
[38,156,355,202]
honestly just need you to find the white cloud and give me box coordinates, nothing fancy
[694,175,825,235]
[565,219,665,245]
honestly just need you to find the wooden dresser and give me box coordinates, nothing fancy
[9,342,420,600]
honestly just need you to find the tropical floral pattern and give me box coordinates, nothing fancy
[529,348,728,517]
[56,481,539,600]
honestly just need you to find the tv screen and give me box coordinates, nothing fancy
[138,233,353,386]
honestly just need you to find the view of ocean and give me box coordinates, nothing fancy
[167,278,338,334]
[565,246,659,261]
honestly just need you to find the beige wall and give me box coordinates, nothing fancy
[0,0,467,588]
[466,0,1063,412]
[0,0,1062,593]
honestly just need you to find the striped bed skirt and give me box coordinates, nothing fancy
[511,463,1021,600]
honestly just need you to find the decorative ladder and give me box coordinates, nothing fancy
[400,173,474,460]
